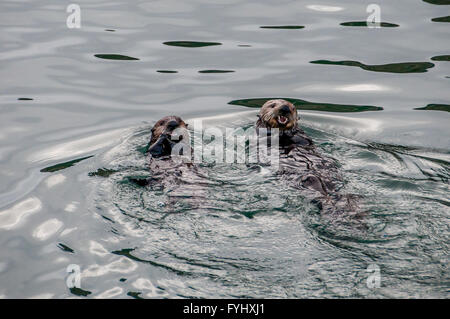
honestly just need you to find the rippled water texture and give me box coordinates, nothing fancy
[0,0,449,298]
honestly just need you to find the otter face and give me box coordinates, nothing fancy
[258,99,298,130]
[149,116,188,158]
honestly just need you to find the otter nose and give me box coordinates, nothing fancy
[280,105,291,114]
[167,120,178,129]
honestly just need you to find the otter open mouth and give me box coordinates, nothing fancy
[277,115,289,125]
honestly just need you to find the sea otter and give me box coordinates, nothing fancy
[146,115,209,204]
[256,99,358,214]
[147,115,194,180]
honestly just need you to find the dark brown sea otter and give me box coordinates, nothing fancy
[256,99,358,215]
[147,115,194,175]
[146,116,208,203]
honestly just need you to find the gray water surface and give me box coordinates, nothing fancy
[0,0,449,298]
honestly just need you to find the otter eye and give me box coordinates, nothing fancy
[268,103,276,108]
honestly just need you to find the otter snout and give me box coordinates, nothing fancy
[279,104,291,114]
[166,120,179,130]
[148,133,171,157]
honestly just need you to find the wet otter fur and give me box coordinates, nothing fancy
[145,116,209,204]
[147,115,194,182]
[256,99,359,215]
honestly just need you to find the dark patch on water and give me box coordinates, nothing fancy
[119,176,151,187]
[238,44,252,47]
[432,16,450,22]
[431,55,450,61]
[127,291,144,299]
[104,29,116,32]
[69,287,92,297]
[88,168,118,178]
[163,41,222,48]
[229,97,383,112]
[198,70,235,73]
[94,54,139,61]
[260,25,305,29]
[157,70,178,73]
[57,243,74,253]
[40,155,94,173]
[112,248,190,276]
[340,21,399,27]
[310,60,435,73]
[18,98,33,101]
[414,104,450,112]
[101,215,115,223]
[119,278,127,282]
[423,0,450,4]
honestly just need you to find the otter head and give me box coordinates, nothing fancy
[257,99,298,131]
[148,116,188,158]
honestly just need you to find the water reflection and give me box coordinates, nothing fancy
[431,16,450,22]
[229,97,383,112]
[260,25,305,29]
[337,84,387,92]
[199,70,235,73]
[431,55,450,61]
[94,287,123,299]
[89,241,109,257]
[33,218,63,241]
[310,60,435,73]
[40,156,93,173]
[94,54,139,61]
[0,197,41,230]
[157,70,178,73]
[423,0,450,5]
[44,174,66,188]
[70,287,91,297]
[163,41,222,48]
[57,243,74,253]
[82,257,138,278]
[414,104,450,112]
[306,5,343,12]
[340,22,399,27]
